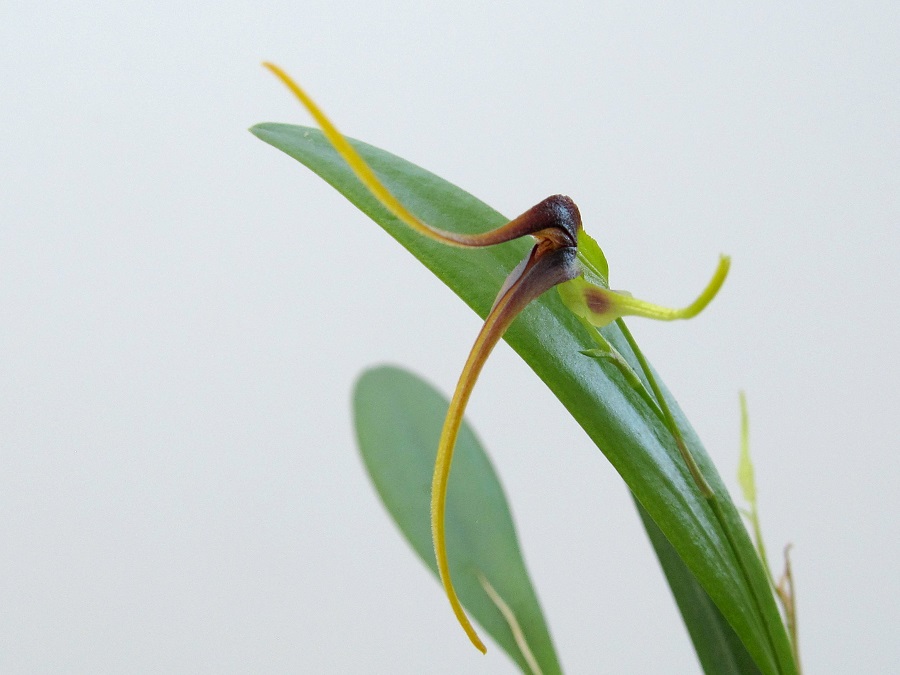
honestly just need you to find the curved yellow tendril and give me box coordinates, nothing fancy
[610,254,730,321]
[558,255,730,327]
[263,62,552,250]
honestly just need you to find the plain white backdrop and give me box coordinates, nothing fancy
[2,1,897,672]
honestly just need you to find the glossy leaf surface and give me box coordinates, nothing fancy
[635,498,762,674]
[354,366,560,674]
[251,123,796,675]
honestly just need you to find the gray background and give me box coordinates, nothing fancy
[2,1,897,672]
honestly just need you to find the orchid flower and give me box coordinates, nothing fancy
[263,63,730,654]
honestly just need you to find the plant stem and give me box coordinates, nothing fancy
[614,320,713,498]
[777,546,801,673]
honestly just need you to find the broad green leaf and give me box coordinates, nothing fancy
[251,123,796,675]
[354,365,560,674]
[636,498,761,674]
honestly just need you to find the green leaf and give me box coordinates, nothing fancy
[251,123,797,675]
[636,498,762,674]
[354,365,561,675]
